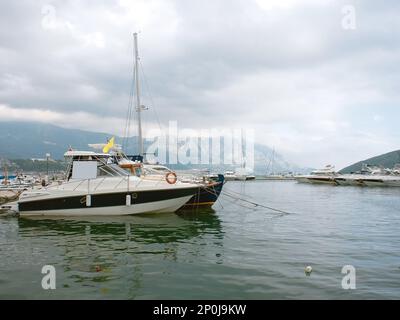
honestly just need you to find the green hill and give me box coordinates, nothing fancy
[340,150,400,173]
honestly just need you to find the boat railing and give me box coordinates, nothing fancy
[93,177,107,191]
[45,173,156,193]
[72,179,86,191]
[143,167,207,184]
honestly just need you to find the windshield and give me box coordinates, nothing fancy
[98,163,129,177]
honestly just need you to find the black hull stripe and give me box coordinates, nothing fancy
[19,187,199,212]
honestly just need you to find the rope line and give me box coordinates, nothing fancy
[221,188,295,215]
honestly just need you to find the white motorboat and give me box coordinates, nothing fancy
[224,171,238,181]
[223,170,255,181]
[359,175,400,187]
[295,165,337,185]
[3,151,200,216]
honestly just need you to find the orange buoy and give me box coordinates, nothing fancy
[165,172,177,184]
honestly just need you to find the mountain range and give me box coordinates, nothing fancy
[1,122,399,175]
[0,121,308,174]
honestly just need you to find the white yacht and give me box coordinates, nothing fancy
[295,165,337,185]
[334,163,400,187]
[223,170,255,181]
[2,151,199,216]
[223,171,237,181]
[347,165,398,187]
[360,175,400,187]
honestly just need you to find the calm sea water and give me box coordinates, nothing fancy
[1,180,400,299]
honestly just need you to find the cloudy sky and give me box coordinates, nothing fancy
[0,0,399,169]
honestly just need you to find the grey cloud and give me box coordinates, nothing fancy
[0,0,399,167]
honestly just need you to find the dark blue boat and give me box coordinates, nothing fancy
[180,174,225,208]
[124,155,225,209]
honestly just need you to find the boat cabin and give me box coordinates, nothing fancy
[64,151,131,180]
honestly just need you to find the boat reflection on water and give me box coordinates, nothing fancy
[17,209,223,244]
[16,210,224,298]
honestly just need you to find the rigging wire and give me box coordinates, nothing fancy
[138,59,163,133]
[124,55,163,156]
[123,43,137,153]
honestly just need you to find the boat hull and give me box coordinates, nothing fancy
[296,176,336,185]
[334,178,351,186]
[18,196,193,216]
[224,174,253,181]
[17,187,199,216]
[223,176,236,181]
[383,179,400,187]
[181,175,224,208]
[307,177,337,185]
[334,176,363,186]
[235,175,247,181]
[295,176,311,183]
[361,179,385,187]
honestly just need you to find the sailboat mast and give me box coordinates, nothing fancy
[133,33,143,156]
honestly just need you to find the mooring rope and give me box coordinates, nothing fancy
[221,188,295,215]
[196,182,292,215]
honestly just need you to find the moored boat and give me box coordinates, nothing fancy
[295,165,337,185]
[112,32,226,208]
[358,175,400,187]
[2,151,200,216]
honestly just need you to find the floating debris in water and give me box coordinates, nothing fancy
[305,266,313,276]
